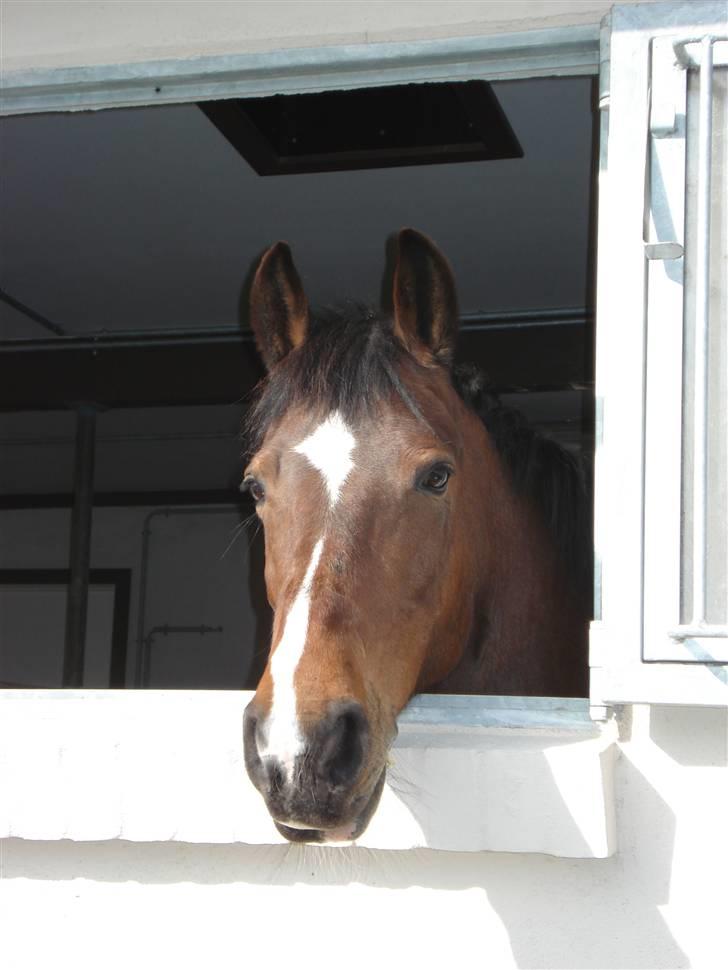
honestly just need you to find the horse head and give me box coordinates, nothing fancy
[241,229,589,842]
[241,229,503,842]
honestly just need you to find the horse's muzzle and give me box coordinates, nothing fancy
[243,698,383,842]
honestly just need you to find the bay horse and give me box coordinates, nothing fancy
[242,229,590,843]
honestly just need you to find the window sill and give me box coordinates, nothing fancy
[0,690,616,857]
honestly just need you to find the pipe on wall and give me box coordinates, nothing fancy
[134,505,241,687]
[62,404,97,687]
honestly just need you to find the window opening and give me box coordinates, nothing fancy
[0,76,597,693]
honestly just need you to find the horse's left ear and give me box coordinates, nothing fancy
[249,242,309,371]
[392,228,459,367]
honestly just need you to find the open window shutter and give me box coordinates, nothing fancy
[590,1,728,708]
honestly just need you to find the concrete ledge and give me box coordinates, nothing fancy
[0,690,616,856]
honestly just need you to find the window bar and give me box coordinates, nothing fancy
[692,35,713,627]
[62,405,97,685]
[670,36,721,641]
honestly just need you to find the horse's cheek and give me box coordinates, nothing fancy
[263,557,278,609]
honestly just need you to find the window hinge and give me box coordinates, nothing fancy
[644,241,684,260]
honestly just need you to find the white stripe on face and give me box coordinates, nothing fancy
[262,537,323,776]
[294,410,356,507]
[262,412,357,776]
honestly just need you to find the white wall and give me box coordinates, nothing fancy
[2,704,726,969]
[2,1,655,71]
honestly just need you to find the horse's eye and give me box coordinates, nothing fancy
[242,476,265,503]
[418,464,452,494]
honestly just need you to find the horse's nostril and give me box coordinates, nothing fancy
[243,701,265,780]
[315,700,368,789]
[267,760,285,793]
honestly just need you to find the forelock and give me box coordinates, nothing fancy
[244,303,431,453]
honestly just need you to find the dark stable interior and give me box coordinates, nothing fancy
[0,77,597,691]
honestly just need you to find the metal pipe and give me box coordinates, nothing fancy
[0,307,592,354]
[142,625,224,688]
[0,288,67,337]
[670,625,728,640]
[0,430,238,447]
[691,36,714,627]
[62,405,97,686]
[0,328,254,353]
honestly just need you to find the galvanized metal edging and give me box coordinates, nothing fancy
[0,25,600,116]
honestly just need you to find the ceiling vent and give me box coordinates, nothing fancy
[199,81,522,176]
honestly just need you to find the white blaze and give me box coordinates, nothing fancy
[294,411,356,506]
[263,538,323,774]
[262,411,358,775]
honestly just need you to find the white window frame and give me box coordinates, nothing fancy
[644,32,728,664]
[590,0,728,709]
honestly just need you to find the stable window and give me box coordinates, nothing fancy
[1,2,726,858]
[0,75,596,696]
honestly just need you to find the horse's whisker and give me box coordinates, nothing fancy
[219,513,258,560]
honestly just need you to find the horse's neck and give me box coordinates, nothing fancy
[438,488,588,698]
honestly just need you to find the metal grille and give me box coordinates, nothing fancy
[644,33,728,661]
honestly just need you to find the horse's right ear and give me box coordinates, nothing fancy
[249,242,309,371]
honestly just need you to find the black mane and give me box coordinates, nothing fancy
[458,369,592,610]
[246,305,591,607]
[246,303,412,450]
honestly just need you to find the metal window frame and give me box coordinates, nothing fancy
[0,26,599,116]
[644,33,728,664]
[590,1,728,708]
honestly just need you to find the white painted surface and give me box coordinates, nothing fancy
[0,691,615,857]
[1,703,726,970]
[1,1,654,71]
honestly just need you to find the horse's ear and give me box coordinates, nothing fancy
[392,228,459,367]
[250,242,309,370]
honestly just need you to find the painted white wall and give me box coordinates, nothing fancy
[1,704,726,969]
[2,1,655,71]
[0,692,616,856]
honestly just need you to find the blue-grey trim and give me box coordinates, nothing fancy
[398,694,596,732]
[0,25,600,116]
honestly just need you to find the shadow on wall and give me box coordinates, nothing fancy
[648,704,727,767]
[9,708,728,967]
[384,731,606,859]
